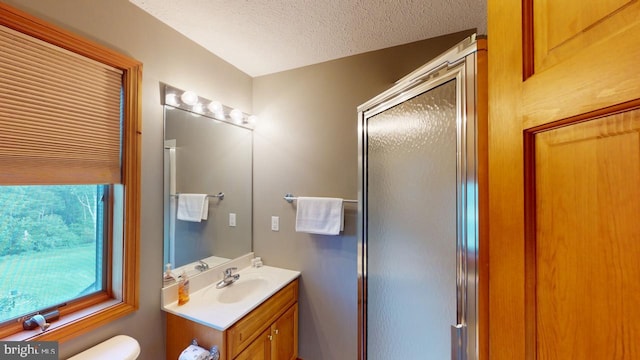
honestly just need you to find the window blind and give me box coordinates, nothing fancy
[0,24,123,185]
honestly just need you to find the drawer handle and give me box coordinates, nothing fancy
[268,334,273,341]
[274,329,279,335]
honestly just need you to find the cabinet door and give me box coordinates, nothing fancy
[235,328,271,360]
[272,304,298,360]
[227,280,298,358]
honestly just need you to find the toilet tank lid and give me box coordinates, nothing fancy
[67,335,140,360]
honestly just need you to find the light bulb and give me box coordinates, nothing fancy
[247,115,258,124]
[192,103,204,114]
[165,93,179,106]
[214,110,225,120]
[207,101,222,113]
[230,109,244,123]
[180,91,198,106]
[165,93,178,106]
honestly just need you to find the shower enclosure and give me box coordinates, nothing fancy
[357,36,487,360]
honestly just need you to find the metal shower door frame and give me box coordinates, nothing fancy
[357,35,480,360]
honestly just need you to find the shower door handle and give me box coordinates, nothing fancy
[451,324,467,360]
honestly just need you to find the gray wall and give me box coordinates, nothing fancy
[252,29,474,360]
[3,1,252,359]
[4,0,474,358]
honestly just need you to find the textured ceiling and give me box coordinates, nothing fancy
[130,0,487,77]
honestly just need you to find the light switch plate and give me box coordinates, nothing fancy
[229,213,236,227]
[271,216,279,231]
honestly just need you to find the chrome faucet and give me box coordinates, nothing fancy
[195,260,209,272]
[216,267,240,288]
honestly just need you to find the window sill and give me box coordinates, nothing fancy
[2,298,135,343]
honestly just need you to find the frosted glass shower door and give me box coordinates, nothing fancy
[366,79,458,359]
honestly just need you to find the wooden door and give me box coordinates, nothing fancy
[235,328,271,360]
[272,304,298,360]
[488,0,640,359]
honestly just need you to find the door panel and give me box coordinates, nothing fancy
[529,111,640,359]
[522,1,640,127]
[488,0,640,358]
[534,0,636,72]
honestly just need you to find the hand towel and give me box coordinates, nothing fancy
[200,197,209,220]
[295,197,344,235]
[177,194,209,222]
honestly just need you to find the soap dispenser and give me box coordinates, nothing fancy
[163,263,176,286]
[178,270,190,306]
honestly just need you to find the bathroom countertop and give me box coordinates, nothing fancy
[162,265,300,331]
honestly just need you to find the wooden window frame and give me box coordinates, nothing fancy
[0,3,141,342]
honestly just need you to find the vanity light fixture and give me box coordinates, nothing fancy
[163,84,257,129]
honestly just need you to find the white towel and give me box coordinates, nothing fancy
[177,194,209,222]
[295,197,344,235]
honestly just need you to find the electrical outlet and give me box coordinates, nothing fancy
[229,213,236,227]
[271,216,279,231]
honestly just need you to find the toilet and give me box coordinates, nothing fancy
[67,335,140,360]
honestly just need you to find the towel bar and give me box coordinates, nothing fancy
[284,193,357,204]
[171,192,224,200]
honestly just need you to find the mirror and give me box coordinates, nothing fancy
[163,104,252,279]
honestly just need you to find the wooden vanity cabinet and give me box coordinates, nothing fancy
[165,278,299,360]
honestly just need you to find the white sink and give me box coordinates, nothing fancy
[216,278,268,303]
[162,265,300,330]
[203,272,270,303]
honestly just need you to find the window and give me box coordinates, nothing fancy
[0,185,107,323]
[0,3,141,342]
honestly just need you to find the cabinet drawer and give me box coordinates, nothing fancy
[227,279,298,358]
